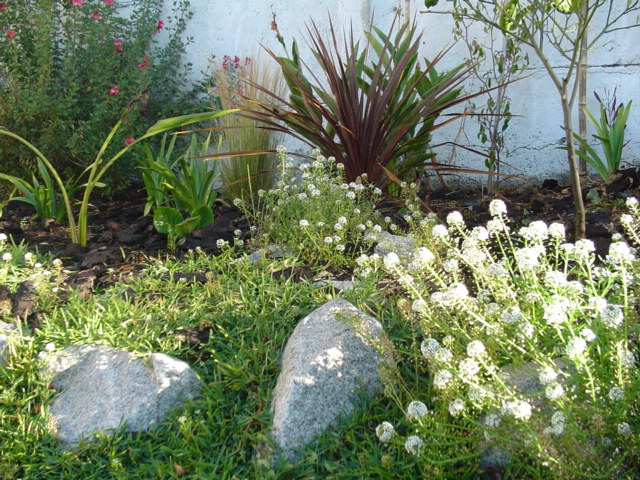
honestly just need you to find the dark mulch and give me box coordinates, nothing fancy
[2,168,640,328]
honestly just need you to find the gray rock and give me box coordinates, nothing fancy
[42,344,201,448]
[312,279,357,292]
[11,281,38,318]
[270,298,393,461]
[0,321,19,365]
[372,231,417,263]
[238,245,293,264]
[481,358,577,469]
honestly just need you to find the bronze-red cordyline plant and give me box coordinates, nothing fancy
[228,16,491,190]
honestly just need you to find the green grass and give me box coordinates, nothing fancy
[0,248,465,480]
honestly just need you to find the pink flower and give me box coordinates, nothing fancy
[90,9,100,19]
[72,0,83,5]
[104,0,115,5]
[124,137,135,146]
[113,40,123,51]
[6,30,15,38]
[0,3,7,13]
[155,20,164,33]
[109,85,119,95]
[137,56,149,70]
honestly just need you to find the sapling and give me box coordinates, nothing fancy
[425,0,640,239]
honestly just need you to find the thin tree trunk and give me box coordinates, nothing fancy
[561,90,586,239]
[578,3,589,176]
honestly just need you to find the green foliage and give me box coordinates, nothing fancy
[153,204,213,251]
[438,0,529,192]
[138,133,219,214]
[211,54,284,205]
[234,147,384,268]
[135,134,180,216]
[574,90,632,181]
[0,0,202,186]
[237,15,482,191]
[0,109,235,246]
[0,158,74,222]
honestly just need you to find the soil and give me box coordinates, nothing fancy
[2,168,640,340]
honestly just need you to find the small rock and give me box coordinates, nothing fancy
[312,279,356,292]
[0,321,19,366]
[0,284,12,315]
[241,245,293,264]
[12,281,38,318]
[42,344,201,448]
[371,231,418,266]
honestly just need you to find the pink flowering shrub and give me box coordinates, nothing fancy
[0,0,201,190]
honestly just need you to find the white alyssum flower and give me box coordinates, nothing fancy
[539,365,558,385]
[433,369,453,389]
[458,358,481,379]
[404,435,424,455]
[598,302,624,329]
[44,342,56,352]
[383,252,400,270]
[434,347,453,364]
[618,422,632,435]
[299,219,310,227]
[566,336,587,358]
[466,340,486,358]
[514,245,544,270]
[413,247,435,266]
[233,198,242,206]
[502,399,532,420]
[446,211,464,227]
[519,221,548,242]
[620,349,636,368]
[471,226,489,242]
[487,218,509,235]
[375,421,395,442]
[548,222,566,240]
[432,224,448,240]
[448,398,466,417]
[2,252,12,261]
[545,382,565,400]
[336,244,345,252]
[607,242,635,265]
[442,258,459,273]
[543,296,572,325]
[545,270,568,288]
[580,328,596,342]
[421,338,440,359]
[406,400,429,420]
[24,252,34,263]
[501,306,522,324]
[544,411,566,435]
[486,262,508,278]
[324,236,333,244]
[608,386,625,402]
[573,239,596,258]
[216,239,229,249]
[468,385,486,403]
[489,199,507,217]
[620,213,633,228]
[0,233,7,242]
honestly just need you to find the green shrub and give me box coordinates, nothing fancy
[0,0,202,188]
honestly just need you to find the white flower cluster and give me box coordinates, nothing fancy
[406,400,429,420]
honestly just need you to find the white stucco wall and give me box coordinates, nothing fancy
[164,0,640,184]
